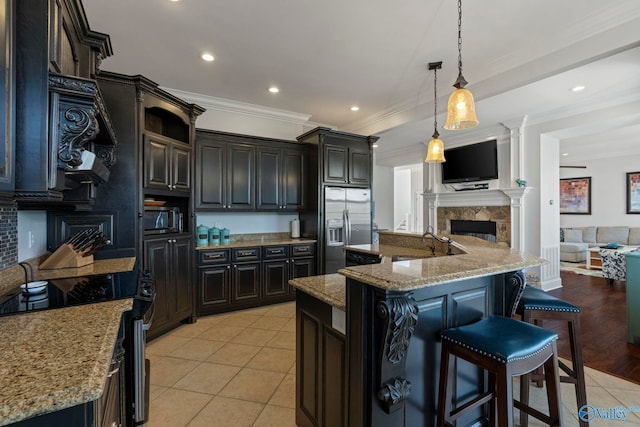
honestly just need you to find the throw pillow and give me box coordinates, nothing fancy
[580,226,597,244]
[564,229,583,243]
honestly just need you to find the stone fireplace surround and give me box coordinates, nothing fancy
[438,206,511,246]
[423,188,530,251]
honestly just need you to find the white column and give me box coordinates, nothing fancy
[502,188,530,252]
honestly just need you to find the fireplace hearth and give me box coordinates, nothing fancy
[450,219,497,243]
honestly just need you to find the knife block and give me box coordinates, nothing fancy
[39,244,94,269]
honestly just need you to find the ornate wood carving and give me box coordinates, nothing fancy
[376,292,418,413]
[505,270,526,316]
[377,377,412,413]
[377,294,419,364]
[59,106,98,167]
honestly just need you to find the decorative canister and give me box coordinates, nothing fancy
[196,225,209,246]
[222,228,231,244]
[209,226,220,245]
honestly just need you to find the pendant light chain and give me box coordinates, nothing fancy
[433,65,438,136]
[457,0,463,75]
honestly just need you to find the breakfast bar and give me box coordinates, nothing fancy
[289,232,547,427]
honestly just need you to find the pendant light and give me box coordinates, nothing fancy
[425,61,446,163]
[443,0,479,130]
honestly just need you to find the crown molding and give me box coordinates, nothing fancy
[161,87,312,125]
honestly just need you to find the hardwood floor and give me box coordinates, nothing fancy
[544,270,640,384]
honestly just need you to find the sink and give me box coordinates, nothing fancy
[391,255,425,262]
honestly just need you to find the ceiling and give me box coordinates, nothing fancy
[82,0,640,163]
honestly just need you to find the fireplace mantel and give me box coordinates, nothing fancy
[423,187,531,251]
[421,187,530,207]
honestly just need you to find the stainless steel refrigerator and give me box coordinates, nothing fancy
[324,187,372,273]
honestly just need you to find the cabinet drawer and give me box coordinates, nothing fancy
[232,247,261,262]
[263,245,290,259]
[200,249,231,265]
[292,243,315,257]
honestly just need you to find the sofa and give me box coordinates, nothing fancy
[560,226,640,262]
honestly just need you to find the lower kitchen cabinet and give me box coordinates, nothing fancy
[145,235,194,339]
[197,242,315,316]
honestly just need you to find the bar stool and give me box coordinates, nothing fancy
[517,286,587,427]
[437,315,563,427]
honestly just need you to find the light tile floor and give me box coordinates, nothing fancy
[145,302,640,427]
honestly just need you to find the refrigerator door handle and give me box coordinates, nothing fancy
[344,209,351,246]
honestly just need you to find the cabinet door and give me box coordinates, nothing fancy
[323,144,348,184]
[348,147,371,186]
[143,238,172,331]
[263,259,290,298]
[173,236,193,320]
[143,135,171,190]
[227,143,255,210]
[257,147,281,210]
[291,257,315,279]
[195,140,226,209]
[199,265,231,308]
[171,144,191,193]
[283,148,306,210]
[0,0,14,198]
[232,262,261,303]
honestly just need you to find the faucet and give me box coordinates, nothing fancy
[422,226,453,255]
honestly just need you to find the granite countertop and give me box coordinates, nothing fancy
[0,299,133,426]
[196,237,316,250]
[289,274,346,311]
[0,257,136,299]
[339,234,546,291]
[288,232,547,308]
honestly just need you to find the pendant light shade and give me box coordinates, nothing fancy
[443,0,479,130]
[425,132,445,163]
[425,61,446,163]
[444,86,478,130]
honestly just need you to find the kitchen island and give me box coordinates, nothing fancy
[289,231,547,427]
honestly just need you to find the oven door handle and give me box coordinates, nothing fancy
[143,303,155,331]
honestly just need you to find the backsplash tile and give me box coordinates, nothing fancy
[0,206,18,269]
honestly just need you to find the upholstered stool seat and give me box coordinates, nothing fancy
[517,286,587,427]
[437,315,563,427]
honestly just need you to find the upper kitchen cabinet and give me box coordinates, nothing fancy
[257,143,307,211]
[195,129,256,211]
[297,127,378,187]
[195,129,309,212]
[14,0,118,209]
[0,0,14,204]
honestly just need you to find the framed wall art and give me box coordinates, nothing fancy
[627,172,640,214]
[560,177,591,215]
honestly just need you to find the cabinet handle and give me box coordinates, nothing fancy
[167,184,172,189]
[227,265,230,269]
[172,185,177,189]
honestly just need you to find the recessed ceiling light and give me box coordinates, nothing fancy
[562,153,569,156]
[350,106,360,112]
[201,53,215,62]
[571,85,585,92]
[268,86,279,93]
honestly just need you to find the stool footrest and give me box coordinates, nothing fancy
[514,400,560,427]
[449,391,494,422]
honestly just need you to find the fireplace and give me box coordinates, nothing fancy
[450,220,497,243]
[437,205,511,246]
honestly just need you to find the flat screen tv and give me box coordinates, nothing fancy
[441,139,498,184]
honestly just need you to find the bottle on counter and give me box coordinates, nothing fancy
[222,227,231,244]
[196,225,209,246]
[208,226,220,245]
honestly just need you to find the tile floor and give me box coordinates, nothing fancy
[146,302,640,427]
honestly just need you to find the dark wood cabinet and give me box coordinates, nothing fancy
[145,235,194,339]
[0,0,14,202]
[257,146,307,210]
[323,144,348,184]
[323,142,371,186]
[297,291,348,427]
[197,242,315,316]
[196,129,308,212]
[349,145,371,185]
[143,133,191,194]
[195,132,255,210]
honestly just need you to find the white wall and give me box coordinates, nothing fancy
[394,168,411,230]
[17,211,48,261]
[560,154,640,228]
[372,161,394,231]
